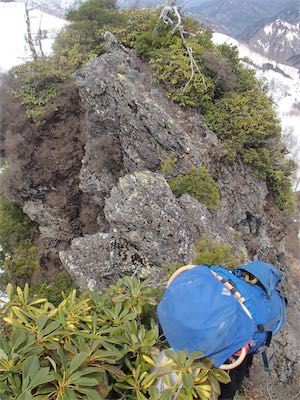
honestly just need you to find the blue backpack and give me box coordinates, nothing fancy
[157,260,286,369]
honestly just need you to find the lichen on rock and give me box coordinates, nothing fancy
[61,171,194,288]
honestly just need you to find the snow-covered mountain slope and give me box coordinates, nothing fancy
[117,0,207,8]
[0,0,80,16]
[189,0,295,37]
[0,1,66,71]
[213,32,300,188]
[245,6,300,68]
[191,0,300,68]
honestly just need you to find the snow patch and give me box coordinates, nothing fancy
[264,24,274,35]
[286,30,299,42]
[0,2,66,71]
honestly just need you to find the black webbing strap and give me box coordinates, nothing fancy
[262,349,270,372]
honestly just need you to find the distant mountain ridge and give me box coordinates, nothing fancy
[243,5,300,68]
[190,0,300,68]
[189,0,295,36]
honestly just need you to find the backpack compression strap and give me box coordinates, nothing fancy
[210,271,252,320]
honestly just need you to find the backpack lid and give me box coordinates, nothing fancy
[235,260,282,297]
[158,265,256,368]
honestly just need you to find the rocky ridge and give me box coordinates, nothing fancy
[0,34,298,386]
[0,33,286,287]
[59,33,283,288]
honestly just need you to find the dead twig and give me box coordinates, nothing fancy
[157,0,207,91]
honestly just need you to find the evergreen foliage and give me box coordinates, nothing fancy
[0,196,37,256]
[66,0,120,52]
[33,271,76,307]
[0,196,38,283]
[168,167,220,211]
[0,196,40,292]
[1,244,39,287]
[0,196,74,302]
[13,58,66,120]
[160,153,176,176]
[192,235,243,268]
[0,280,230,399]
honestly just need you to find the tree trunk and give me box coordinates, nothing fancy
[25,2,38,59]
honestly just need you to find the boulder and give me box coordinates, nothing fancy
[61,171,194,288]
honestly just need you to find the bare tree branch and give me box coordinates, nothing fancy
[37,16,45,58]
[25,1,38,59]
[157,0,207,92]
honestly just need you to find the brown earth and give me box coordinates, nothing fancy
[0,78,103,279]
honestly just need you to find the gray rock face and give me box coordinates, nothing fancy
[61,171,194,288]
[179,194,248,256]
[105,172,194,265]
[216,161,268,227]
[60,233,112,289]
[57,34,283,287]
[75,34,220,206]
[23,200,72,240]
[216,162,278,259]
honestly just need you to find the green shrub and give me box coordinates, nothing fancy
[12,50,95,121]
[203,91,295,212]
[0,279,230,399]
[0,196,37,257]
[161,262,185,282]
[233,395,246,400]
[0,196,39,289]
[203,91,281,156]
[267,165,296,214]
[66,0,120,52]
[100,8,161,50]
[13,58,64,120]
[160,153,176,176]
[0,196,77,300]
[1,244,39,288]
[193,235,242,268]
[0,158,9,172]
[33,271,76,306]
[168,166,220,210]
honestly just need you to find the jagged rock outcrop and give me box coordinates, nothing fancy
[0,32,284,282]
[61,171,195,288]
[0,80,102,273]
[75,33,219,209]
[60,33,281,285]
